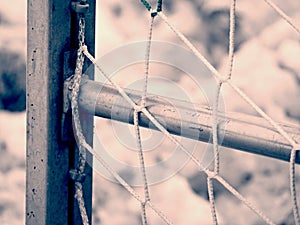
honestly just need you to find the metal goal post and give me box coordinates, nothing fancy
[26,0,95,224]
[26,1,300,225]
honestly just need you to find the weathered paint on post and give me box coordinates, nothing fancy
[26,0,95,224]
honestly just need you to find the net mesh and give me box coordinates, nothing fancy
[70,0,300,224]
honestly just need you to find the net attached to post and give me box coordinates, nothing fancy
[69,0,300,224]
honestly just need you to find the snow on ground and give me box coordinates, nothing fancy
[1,0,300,225]
[0,0,26,55]
[0,111,25,225]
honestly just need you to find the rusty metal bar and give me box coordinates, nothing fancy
[78,79,300,164]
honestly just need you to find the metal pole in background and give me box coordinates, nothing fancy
[26,0,95,224]
[78,79,300,164]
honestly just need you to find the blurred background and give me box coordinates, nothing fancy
[0,0,300,224]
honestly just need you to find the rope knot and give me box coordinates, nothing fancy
[142,199,150,208]
[207,171,218,179]
[134,104,145,113]
[219,75,230,83]
[79,45,88,54]
[150,9,158,17]
[70,169,86,183]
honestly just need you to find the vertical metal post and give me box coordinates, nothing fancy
[26,0,95,224]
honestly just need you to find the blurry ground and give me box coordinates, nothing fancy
[0,0,300,225]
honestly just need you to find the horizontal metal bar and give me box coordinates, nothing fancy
[78,79,300,164]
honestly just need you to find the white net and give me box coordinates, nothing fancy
[71,0,300,224]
